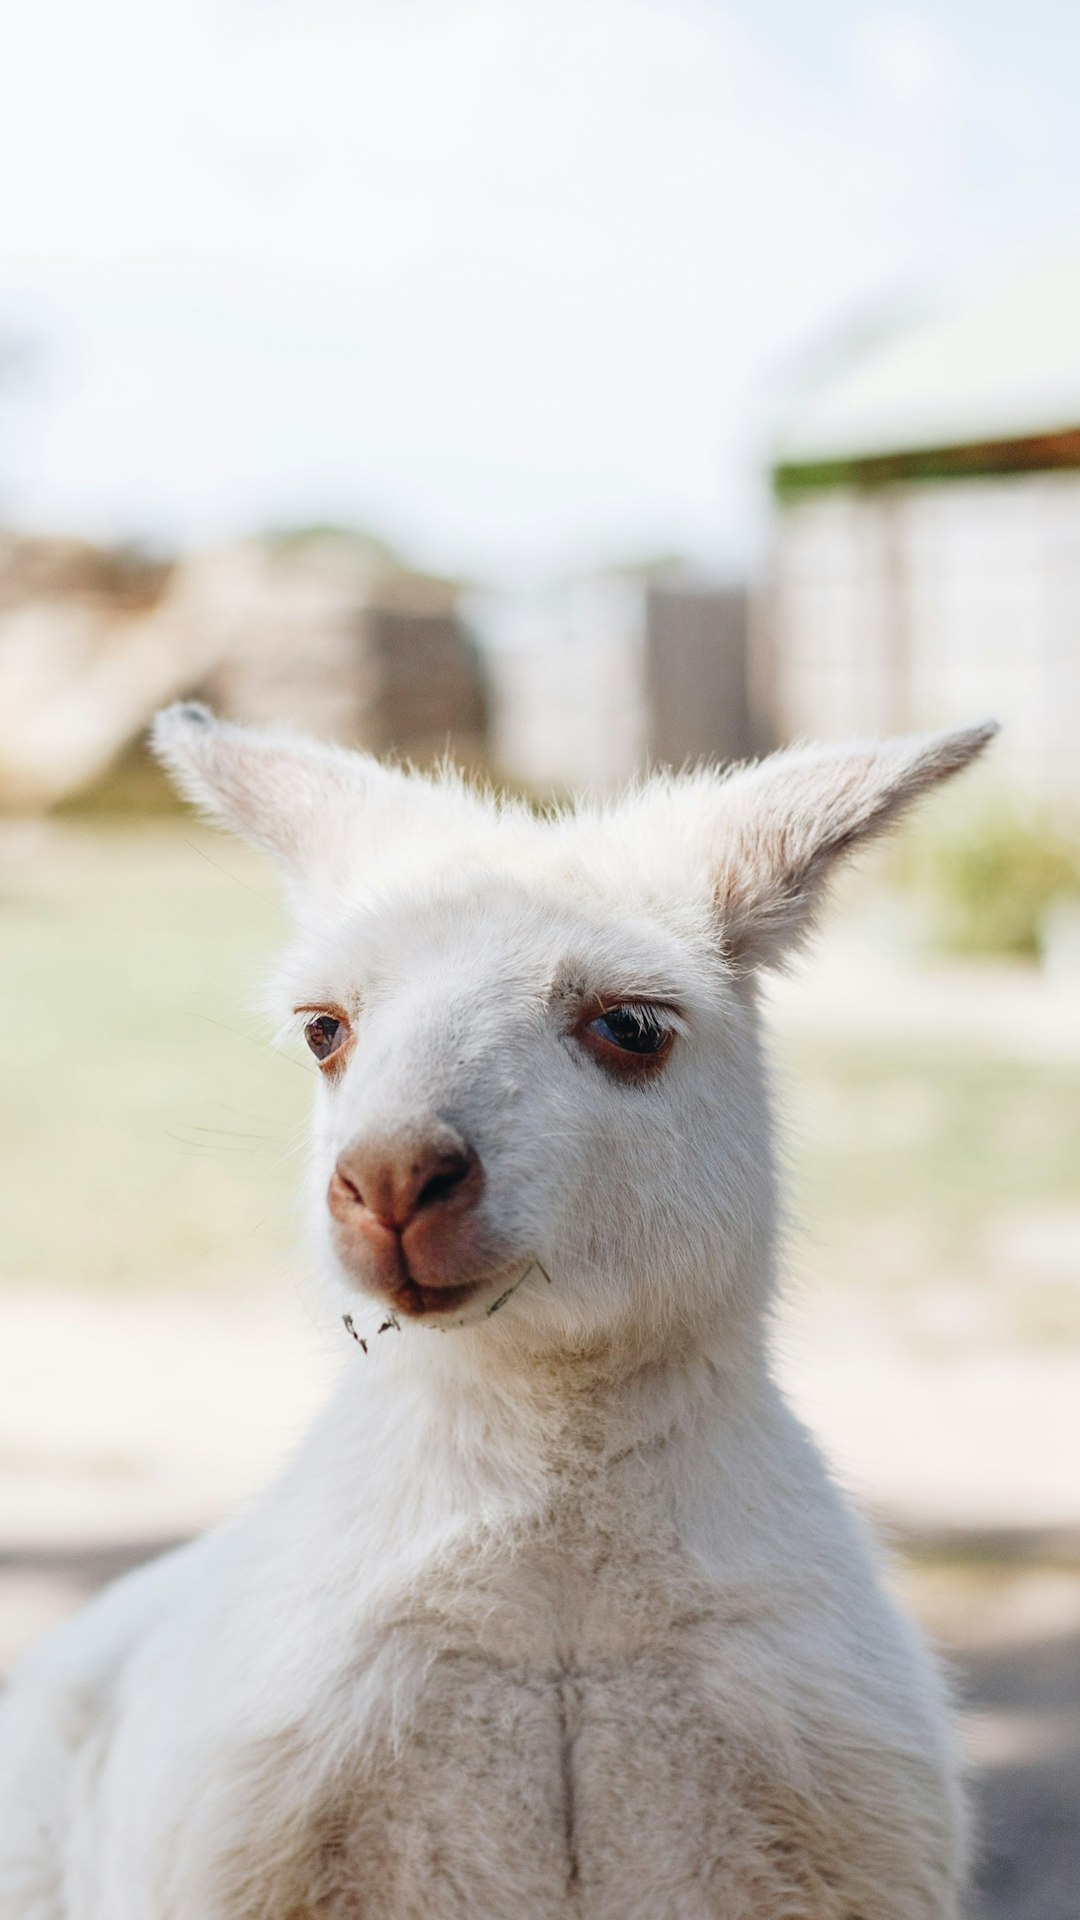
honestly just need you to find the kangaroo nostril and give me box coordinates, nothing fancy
[331,1131,480,1235]
[414,1149,474,1213]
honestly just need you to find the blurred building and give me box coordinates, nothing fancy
[0,529,761,809]
[198,536,486,766]
[474,572,757,792]
[767,253,1080,792]
[0,531,487,809]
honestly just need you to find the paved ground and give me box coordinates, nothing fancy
[963,1613,1080,1919]
[897,1534,1080,1920]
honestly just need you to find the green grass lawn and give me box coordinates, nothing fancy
[3,821,1079,1346]
[0,822,310,1294]
[776,1032,1080,1349]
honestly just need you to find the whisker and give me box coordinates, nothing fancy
[184,1011,315,1074]
[178,1123,276,1142]
[164,1133,263,1155]
[182,836,279,908]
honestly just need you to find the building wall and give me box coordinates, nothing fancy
[645,583,757,768]
[474,575,755,794]
[767,471,1080,793]
[208,552,487,767]
[474,576,649,793]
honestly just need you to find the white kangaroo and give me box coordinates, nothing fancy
[0,706,996,1919]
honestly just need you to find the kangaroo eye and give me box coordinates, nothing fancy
[582,1003,676,1072]
[592,1005,669,1054]
[303,1013,348,1064]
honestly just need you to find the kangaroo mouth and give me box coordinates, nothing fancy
[387,1276,482,1319]
[372,1258,545,1326]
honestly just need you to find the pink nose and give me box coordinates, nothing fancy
[329,1129,481,1233]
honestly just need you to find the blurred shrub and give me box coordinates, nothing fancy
[895,801,1080,960]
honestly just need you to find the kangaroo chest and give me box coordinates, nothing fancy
[122,1477,945,1920]
[327,1638,739,1920]
[212,1520,807,1920]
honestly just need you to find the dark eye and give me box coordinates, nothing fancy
[582,1002,675,1071]
[592,1005,669,1054]
[303,1013,348,1065]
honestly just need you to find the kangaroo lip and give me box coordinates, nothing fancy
[386,1276,481,1319]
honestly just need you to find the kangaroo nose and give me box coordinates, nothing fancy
[331,1129,480,1232]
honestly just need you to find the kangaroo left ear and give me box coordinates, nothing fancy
[152,703,395,870]
[708,721,999,972]
[151,703,484,905]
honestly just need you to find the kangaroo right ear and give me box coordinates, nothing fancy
[611,719,997,975]
[151,704,478,903]
[705,720,998,971]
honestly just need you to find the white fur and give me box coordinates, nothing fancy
[0,707,997,1918]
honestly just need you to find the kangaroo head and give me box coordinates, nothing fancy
[154,704,994,1364]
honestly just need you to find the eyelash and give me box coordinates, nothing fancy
[576,999,681,1075]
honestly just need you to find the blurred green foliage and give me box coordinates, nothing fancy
[896,801,1080,960]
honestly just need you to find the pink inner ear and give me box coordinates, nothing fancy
[709,722,997,974]
[151,704,384,872]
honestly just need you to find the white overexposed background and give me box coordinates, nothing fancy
[3,0,1080,579]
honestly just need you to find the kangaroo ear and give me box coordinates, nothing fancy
[151,704,467,901]
[708,721,998,972]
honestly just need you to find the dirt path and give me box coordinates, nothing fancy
[764,938,1080,1065]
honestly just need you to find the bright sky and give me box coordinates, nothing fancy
[2,0,1079,582]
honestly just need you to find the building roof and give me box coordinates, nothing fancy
[774,251,1080,492]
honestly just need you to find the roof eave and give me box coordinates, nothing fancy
[773,424,1080,499]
